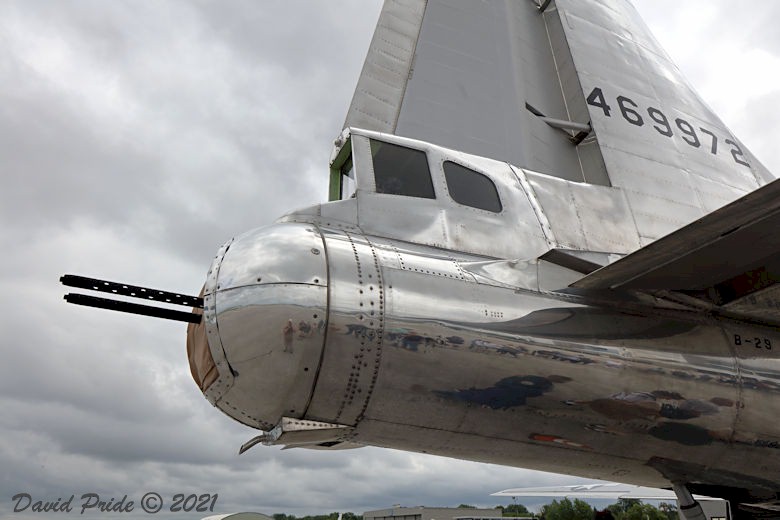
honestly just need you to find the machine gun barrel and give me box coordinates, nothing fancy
[60,275,203,323]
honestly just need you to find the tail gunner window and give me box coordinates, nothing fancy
[340,155,356,200]
[371,140,435,199]
[443,161,502,213]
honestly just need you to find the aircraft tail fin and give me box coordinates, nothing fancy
[342,0,425,136]
[345,0,776,244]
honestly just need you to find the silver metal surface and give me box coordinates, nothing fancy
[217,224,327,289]
[322,128,641,259]
[260,417,355,450]
[521,168,642,254]
[342,0,425,134]
[187,0,780,510]
[202,238,235,404]
[345,229,778,493]
[345,129,551,261]
[557,0,774,243]
[724,285,780,325]
[342,0,776,246]
[537,116,591,134]
[200,219,780,494]
[304,229,388,426]
[207,223,328,430]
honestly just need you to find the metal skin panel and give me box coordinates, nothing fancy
[352,129,550,261]
[603,151,709,242]
[554,0,777,244]
[182,1,780,507]
[432,150,549,261]
[350,134,376,195]
[347,0,610,185]
[523,169,641,254]
[317,199,359,231]
[304,229,388,426]
[203,220,780,494]
[339,0,779,253]
[460,259,540,292]
[200,125,780,500]
[202,238,235,405]
[727,324,780,454]
[397,0,532,167]
[342,0,426,134]
[690,173,757,215]
[537,259,587,292]
[208,223,328,430]
[725,285,780,325]
[357,192,448,248]
[540,2,611,187]
[216,224,327,289]
[215,284,326,430]
[326,228,780,493]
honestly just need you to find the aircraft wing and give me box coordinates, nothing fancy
[491,483,711,501]
[571,178,780,325]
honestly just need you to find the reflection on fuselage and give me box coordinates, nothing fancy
[202,223,780,495]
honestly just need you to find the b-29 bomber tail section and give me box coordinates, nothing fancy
[345,0,776,246]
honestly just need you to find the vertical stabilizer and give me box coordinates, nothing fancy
[342,0,426,135]
[556,0,775,242]
[344,0,777,244]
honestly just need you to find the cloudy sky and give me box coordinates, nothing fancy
[2,1,779,518]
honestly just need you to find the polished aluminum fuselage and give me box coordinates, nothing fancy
[202,219,780,496]
[190,0,780,507]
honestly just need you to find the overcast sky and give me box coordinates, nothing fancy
[2,1,779,519]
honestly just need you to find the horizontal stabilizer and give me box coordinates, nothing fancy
[572,179,780,307]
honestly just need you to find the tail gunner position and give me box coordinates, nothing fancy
[63,0,780,517]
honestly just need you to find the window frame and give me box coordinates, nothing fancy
[329,135,354,202]
[338,155,356,200]
[442,160,503,213]
[369,138,437,200]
